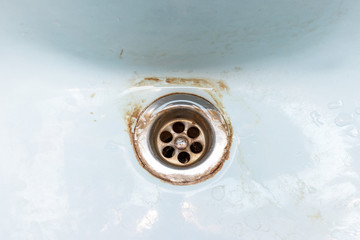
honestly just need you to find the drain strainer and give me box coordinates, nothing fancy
[133,93,231,185]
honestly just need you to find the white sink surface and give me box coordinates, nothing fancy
[1,1,360,239]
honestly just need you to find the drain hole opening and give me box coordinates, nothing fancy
[190,142,203,154]
[178,152,190,164]
[173,122,185,133]
[148,105,214,167]
[160,131,173,143]
[187,127,200,138]
[162,146,175,158]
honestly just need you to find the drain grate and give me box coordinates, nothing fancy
[156,119,208,167]
[132,93,231,185]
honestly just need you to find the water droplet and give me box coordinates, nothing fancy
[328,100,343,109]
[335,113,353,127]
[245,216,261,230]
[232,223,243,236]
[211,185,225,201]
[104,140,120,151]
[347,127,359,137]
[353,199,360,207]
[355,107,360,115]
[312,155,320,164]
[308,186,317,193]
[310,111,324,127]
[331,230,348,240]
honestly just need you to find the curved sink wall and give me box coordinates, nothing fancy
[1,1,360,239]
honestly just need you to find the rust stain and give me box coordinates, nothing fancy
[164,78,229,111]
[124,102,146,169]
[308,211,322,220]
[131,77,229,100]
[218,80,229,92]
[90,93,96,98]
[144,77,162,82]
[132,77,163,87]
[129,77,230,114]
[90,112,94,115]
[126,104,143,134]
[165,77,203,86]
[124,77,232,185]
[164,78,228,96]
[298,190,305,201]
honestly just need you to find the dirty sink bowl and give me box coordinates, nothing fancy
[1,0,360,239]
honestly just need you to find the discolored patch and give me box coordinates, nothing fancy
[132,77,163,87]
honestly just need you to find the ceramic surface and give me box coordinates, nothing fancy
[1,1,360,239]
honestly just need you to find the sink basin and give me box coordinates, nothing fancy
[1,0,360,239]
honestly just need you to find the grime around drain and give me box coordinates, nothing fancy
[124,78,233,185]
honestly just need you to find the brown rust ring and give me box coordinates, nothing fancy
[131,93,232,185]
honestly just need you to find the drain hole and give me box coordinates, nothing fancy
[134,93,232,184]
[173,122,185,133]
[187,127,200,138]
[178,152,190,164]
[190,142,203,154]
[162,146,175,158]
[160,131,173,143]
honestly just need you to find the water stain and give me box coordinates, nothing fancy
[351,199,360,208]
[211,185,225,201]
[132,77,162,87]
[125,104,143,135]
[308,210,322,220]
[217,80,230,93]
[165,78,229,96]
[327,100,343,109]
[335,113,353,127]
[129,77,230,114]
[346,126,359,137]
[310,111,324,127]
[244,215,261,230]
[355,107,360,115]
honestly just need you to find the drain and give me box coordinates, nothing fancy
[133,93,231,185]
[154,116,209,167]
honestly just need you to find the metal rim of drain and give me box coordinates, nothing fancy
[133,93,231,185]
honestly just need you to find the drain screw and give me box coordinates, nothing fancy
[174,137,188,150]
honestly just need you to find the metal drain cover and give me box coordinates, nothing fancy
[132,93,231,185]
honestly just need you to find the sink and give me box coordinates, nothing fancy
[1,0,360,239]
